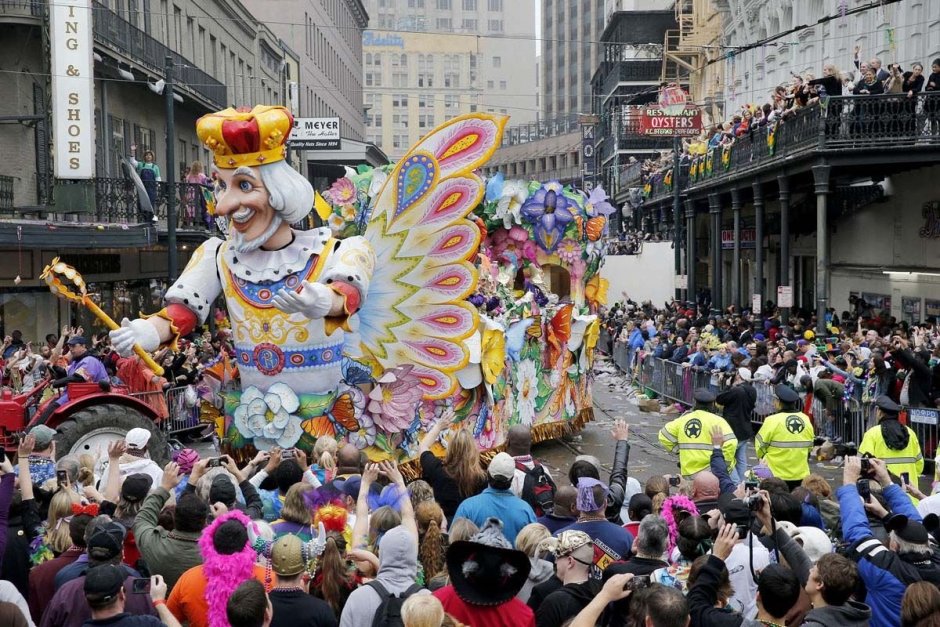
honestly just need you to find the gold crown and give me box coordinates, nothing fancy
[196,105,292,169]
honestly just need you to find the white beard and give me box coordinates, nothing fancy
[229,213,284,253]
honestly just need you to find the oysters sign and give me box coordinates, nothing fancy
[639,106,703,138]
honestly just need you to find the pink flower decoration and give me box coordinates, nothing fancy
[488,226,537,265]
[367,365,424,433]
[326,177,356,205]
[556,238,581,265]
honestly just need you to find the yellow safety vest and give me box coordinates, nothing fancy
[659,409,738,477]
[755,412,815,481]
[859,423,924,488]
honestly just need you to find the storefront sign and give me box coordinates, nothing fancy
[288,117,341,150]
[721,228,756,249]
[50,0,95,178]
[363,31,405,48]
[581,121,597,192]
[777,285,793,307]
[751,294,762,312]
[674,275,687,289]
[639,107,703,137]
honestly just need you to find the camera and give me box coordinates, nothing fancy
[743,494,763,512]
[281,448,295,459]
[626,575,651,591]
[744,480,759,492]
[668,476,681,488]
[131,578,151,594]
[56,469,69,485]
[206,456,228,468]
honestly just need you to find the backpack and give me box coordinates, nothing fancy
[367,581,423,627]
[516,460,557,516]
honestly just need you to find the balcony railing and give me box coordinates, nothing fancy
[0,0,42,18]
[601,59,664,100]
[502,114,580,146]
[92,1,226,108]
[638,93,940,204]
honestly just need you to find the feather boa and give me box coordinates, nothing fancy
[661,495,700,554]
[198,510,258,627]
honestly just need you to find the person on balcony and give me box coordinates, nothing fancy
[926,59,940,134]
[183,161,210,229]
[129,145,161,224]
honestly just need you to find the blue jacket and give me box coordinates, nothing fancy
[628,329,644,351]
[453,487,536,544]
[707,353,733,372]
[837,483,940,627]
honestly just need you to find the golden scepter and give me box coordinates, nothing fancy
[40,257,165,376]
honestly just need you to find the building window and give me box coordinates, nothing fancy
[393,133,410,149]
[487,0,503,9]
[444,95,458,108]
[419,113,435,128]
[393,114,408,128]
[492,56,501,68]
[437,0,451,8]
[392,94,409,107]
[462,0,476,9]
[436,17,452,29]
[392,72,408,87]
[487,80,494,89]
[487,19,503,32]
[499,80,507,89]
[461,18,478,30]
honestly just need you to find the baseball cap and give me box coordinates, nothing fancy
[84,564,126,605]
[271,535,306,577]
[125,428,151,449]
[718,493,750,525]
[120,474,153,503]
[488,452,515,480]
[737,367,752,382]
[67,336,87,346]
[87,521,127,561]
[886,514,929,545]
[331,476,363,501]
[29,424,57,449]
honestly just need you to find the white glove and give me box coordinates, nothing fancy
[271,281,334,319]
[110,317,161,357]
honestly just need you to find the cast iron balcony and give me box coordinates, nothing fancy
[92,1,226,109]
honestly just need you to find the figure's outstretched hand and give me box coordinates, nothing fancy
[110,317,160,357]
[271,281,334,319]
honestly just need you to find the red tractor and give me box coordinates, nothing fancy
[0,379,171,465]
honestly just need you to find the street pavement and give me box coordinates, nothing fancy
[530,356,848,495]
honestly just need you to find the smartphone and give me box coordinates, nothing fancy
[861,457,871,476]
[56,469,68,485]
[131,578,151,594]
[281,448,295,459]
[668,476,681,488]
[206,456,227,468]
[901,472,911,486]
[857,479,872,503]
[626,575,651,591]
[744,480,759,492]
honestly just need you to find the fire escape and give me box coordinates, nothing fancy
[662,0,725,121]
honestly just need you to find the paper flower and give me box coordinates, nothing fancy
[326,177,356,205]
[556,238,581,265]
[521,181,574,252]
[485,171,504,203]
[515,359,539,426]
[340,204,358,222]
[481,317,507,385]
[495,179,529,229]
[367,365,425,433]
[233,383,303,450]
[585,275,609,308]
[585,186,615,217]
[327,213,346,234]
[489,226,537,265]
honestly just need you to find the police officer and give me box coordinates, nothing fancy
[859,395,923,493]
[659,388,738,477]
[755,384,815,489]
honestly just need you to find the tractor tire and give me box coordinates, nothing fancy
[53,403,171,467]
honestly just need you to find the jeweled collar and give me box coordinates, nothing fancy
[222,227,333,283]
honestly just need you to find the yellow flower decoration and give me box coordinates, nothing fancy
[481,323,506,385]
[585,275,609,309]
[584,319,600,351]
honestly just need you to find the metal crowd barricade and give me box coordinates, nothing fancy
[128,385,206,437]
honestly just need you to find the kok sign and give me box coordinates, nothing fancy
[288,117,341,150]
[51,0,95,178]
[639,106,703,137]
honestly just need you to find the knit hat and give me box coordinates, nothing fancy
[446,518,531,606]
[173,448,200,474]
[120,473,153,503]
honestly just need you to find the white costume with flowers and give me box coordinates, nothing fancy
[164,228,374,449]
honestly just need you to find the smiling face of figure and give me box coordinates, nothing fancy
[214,166,283,252]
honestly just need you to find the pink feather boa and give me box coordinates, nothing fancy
[198,510,258,627]
[660,495,699,554]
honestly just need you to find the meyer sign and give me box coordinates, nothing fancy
[288,117,341,150]
[51,0,95,178]
[639,107,703,137]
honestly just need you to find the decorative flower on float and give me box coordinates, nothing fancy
[325,177,356,206]
[367,365,425,433]
[488,225,537,265]
[556,238,582,265]
[233,383,304,450]
[342,384,376,450]
[480,316,507,385]
[485,173,530,229]
[521,181,575,253]
[515,359,540,426]
[585,275,609,310]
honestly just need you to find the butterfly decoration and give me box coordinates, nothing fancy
[301,392,360,439]
[527,315,543,339]
[546,305,573,365]
[505,318,535,362]
[341,358,374,386]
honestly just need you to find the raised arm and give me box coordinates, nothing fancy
[102,439,127,502]
[709,426,736,495]
[351,464,378,550]
[418,408,453,455]
[379,460,417,540]
[607,420,631,514]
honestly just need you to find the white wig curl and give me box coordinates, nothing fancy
[257,160,314,224]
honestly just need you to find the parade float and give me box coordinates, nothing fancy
[43,106,609,468]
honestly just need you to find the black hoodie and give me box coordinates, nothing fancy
[534,579,601,627]
[880,418,910,450]
[802,600,872,627]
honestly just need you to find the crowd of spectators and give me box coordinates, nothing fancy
[636,54,940,191]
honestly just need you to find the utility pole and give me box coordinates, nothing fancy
[165,56,178,282]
